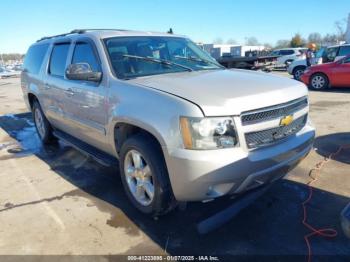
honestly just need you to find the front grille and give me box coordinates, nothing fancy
[245,115,307,149]
[241,97,308,125]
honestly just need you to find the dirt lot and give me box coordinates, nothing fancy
[0,75,349,261]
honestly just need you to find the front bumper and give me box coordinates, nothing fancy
[287,65,294,75]
[163,124,315,201]
[300,73,311,85]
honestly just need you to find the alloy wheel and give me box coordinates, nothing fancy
[124,149,155,206]
[34,108,46,138]
[294,69,304,80]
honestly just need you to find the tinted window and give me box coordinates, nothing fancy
[339,46,350,57]
[72,42,100,71]
[325,47,339,62]
[344,56,350,63]
[23,44,49,74]
[105,36,221,79]
[49,43,70,77]
[280,50,294,55]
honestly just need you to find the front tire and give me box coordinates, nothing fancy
[309,73,329,90]
[293,66,306,81]
[32,100,55,144]
[119,133,175,216]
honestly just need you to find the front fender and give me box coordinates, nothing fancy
[105,81,204,157]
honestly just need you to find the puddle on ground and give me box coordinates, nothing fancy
[0,114,62,160]
[107,213,140,236]
[66,187,141,236]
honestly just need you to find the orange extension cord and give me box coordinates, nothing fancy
[303,144,350,262]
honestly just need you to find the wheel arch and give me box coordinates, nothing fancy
[310,72,330,89]
[112,120,167,158]
[292,65,307,74]
[310,71,330,83]
[27,93,38,109]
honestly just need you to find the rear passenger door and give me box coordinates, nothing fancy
[45,42,72,131]
[63,39,108,148]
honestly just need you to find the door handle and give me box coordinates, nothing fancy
[64,88,75,97]
[44,83,51,89]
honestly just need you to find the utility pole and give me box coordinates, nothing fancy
[346,13,350,44]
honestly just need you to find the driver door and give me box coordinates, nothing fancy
[63,39,108,148]
[331,57,350,87]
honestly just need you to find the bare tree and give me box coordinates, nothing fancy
[263,43,273,50]
[0,53,24,62]
[308,32,322,45]
[213,37,224,44]
[226,38,237,44]
[245,37,259,46]
[334,19,346,42]
[322,33,339,45]
[275,39,290,48]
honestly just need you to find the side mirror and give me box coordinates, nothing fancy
[65,63,102,82]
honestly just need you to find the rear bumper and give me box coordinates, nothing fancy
[163,124,315,202]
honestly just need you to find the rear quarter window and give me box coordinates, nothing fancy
[23,44,49,74]
[280,50,294,55]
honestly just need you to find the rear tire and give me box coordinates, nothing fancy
[309,73,329,90]
[32,100,55,144]
[119,133,175,216]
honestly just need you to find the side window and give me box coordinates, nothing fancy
[326,47,339,62]
[338,46,350,57]
[344,57,350,64]
[72,42,100,72]
[280,50,294,55]
[49,43,70,77]
[23,44,49,74]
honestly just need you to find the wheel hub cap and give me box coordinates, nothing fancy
[124,150,154,206]
[312,76,325,89]
[34,108,45,138]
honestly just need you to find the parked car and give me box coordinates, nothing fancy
[301,55,350,90]
[288,44,350,80]
[271,48,307,68]
[0,67,19,79]
[21,29,315,215]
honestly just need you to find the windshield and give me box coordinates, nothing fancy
[104,36,223,79]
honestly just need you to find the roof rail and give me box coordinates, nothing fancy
[36,29,130,42]
[36,30,78,42]
[71,29,130,33]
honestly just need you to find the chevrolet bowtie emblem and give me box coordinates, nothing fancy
[280,115,293,126]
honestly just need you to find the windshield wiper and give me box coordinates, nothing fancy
[122,54,193,72]
[174,55,225,69]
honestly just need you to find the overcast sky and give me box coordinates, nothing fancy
[0,0,349,53]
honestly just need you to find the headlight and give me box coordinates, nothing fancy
[180,117,238,150]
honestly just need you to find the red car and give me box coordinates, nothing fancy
[301,55,350,90]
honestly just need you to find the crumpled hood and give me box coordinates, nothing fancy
[130,69,308,116]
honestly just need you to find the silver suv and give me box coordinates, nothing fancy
[21,29,315,215]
